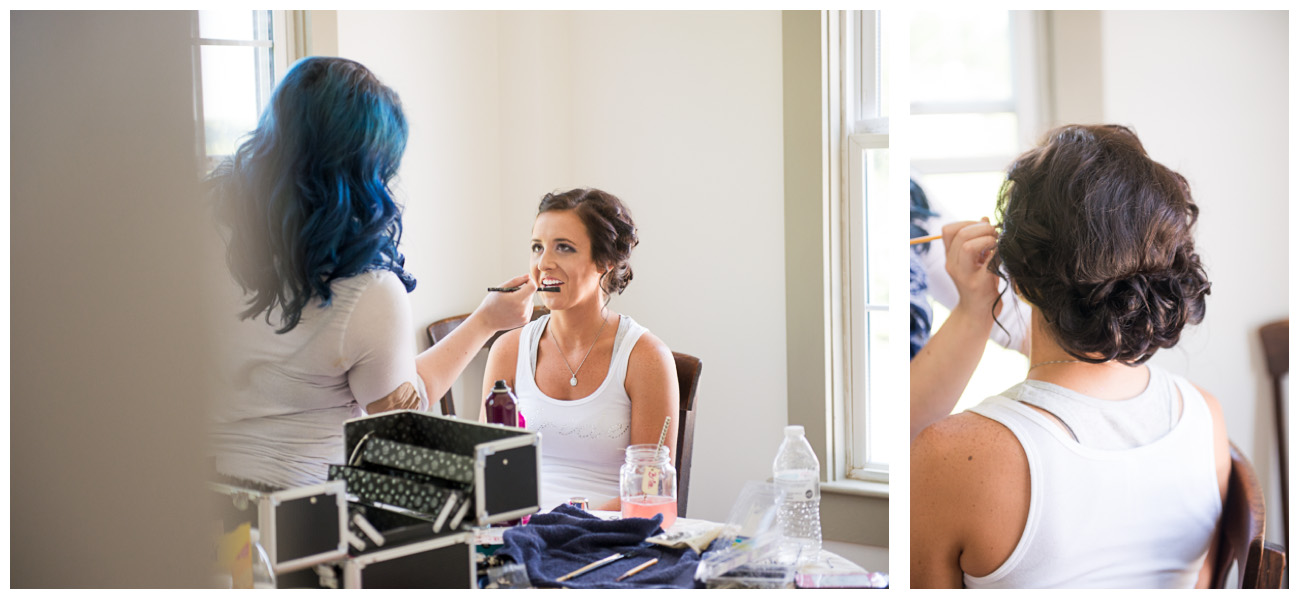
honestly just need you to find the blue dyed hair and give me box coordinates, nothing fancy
[211,57,415,333]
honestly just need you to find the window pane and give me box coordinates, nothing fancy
[915,171,1007,224]
[930,304,1029,415]
[199,10,271,41]
[866,311,891,467]
[910,10,1013,105]
[913,113,1019,161]
[863,147,890,306]
[200,45,261,158]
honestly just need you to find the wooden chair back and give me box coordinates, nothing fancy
[426,306,551,417]
[1212,442,1287,588]
[672,351,702,518]
[1259,319,1288,550]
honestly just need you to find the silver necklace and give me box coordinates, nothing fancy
[1028,359,1086,370]
[548,311,610,387]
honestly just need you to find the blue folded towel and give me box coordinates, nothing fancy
[496,504,702,589]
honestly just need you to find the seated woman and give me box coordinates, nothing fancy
[208,57,534,490]
[911,124,1229,588]
[482,188,679,511]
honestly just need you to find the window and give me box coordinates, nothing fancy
[193,11,310,174]
[909,10,1046,413]
[834,11,892,483]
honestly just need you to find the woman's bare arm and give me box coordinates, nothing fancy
[911,221,1002,440]
[1194,384,1232,588]
[594,332,679,511]
[478,328,522,423]
[416,276,535,405]
[912,413,1030,588]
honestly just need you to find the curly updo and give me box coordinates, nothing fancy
[538,188,639,297]
[992,124,1211,365]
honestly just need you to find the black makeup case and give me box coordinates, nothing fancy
[328,410,541,528]
[210,479,349,574]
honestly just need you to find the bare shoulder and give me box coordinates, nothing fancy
[483,328,523,388]
[913,411,1025,482]
[490,327,524,354]
[1192,382,1231,497]
[912,410,1030,580]
[629,330,675,370]
[625,329,678,398]
[1192,383,1225,427]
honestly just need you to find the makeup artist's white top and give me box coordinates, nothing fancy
[513,313,646,511]
[209,270,427,489]
[962,369,1221,588]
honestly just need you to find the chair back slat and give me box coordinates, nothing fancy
[1213,443,1286,588]
[672,352,702,517]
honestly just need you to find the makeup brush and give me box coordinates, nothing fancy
[556,552,635,582]
[615,558,659,582]
[488,286,562,293]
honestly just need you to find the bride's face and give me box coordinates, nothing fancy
[531,209,607,310]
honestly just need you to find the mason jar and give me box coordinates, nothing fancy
[619,444,677,529]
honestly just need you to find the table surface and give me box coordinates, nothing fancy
[473,509,887,589]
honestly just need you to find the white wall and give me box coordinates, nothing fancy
[335,11,788,523]
[1098,11,1289,544]
[337,11,505,356]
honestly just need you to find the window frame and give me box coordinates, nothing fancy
[909,10,1047,181]
[191,10,311,175]
[830,10,892,485]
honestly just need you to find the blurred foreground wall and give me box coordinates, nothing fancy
[11,11,212,587]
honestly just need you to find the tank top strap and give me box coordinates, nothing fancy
[609,315,648,384]
[513,315,549,398]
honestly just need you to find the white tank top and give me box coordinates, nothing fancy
[964,370,1222,588]
[513,314,647,511]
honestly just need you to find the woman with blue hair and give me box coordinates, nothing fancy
[208,57,535,489]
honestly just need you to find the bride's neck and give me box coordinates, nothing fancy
[1027,310,1147,399]
[547,297,611,344]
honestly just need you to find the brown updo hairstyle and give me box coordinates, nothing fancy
[991,124,1211,365]
[537,188,639,297]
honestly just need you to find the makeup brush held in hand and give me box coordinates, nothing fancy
[488,285,561,293]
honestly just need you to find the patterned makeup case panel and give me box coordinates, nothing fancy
[333,410,540,526]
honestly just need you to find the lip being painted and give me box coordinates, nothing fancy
[537,276,564,294]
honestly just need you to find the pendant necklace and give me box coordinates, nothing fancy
[1028,359,1086,370]
[549,310,610,387]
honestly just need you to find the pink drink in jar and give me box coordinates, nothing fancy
[621,495,677,529]
[619,444,677,529]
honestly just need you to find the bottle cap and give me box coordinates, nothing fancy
[784,425,804,436]
[492,380,510,393]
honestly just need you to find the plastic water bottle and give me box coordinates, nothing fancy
[772,425,821,565]
[250,527,277,589]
